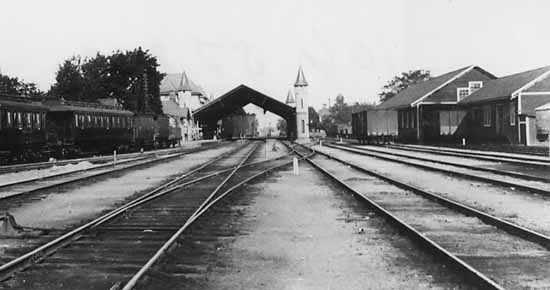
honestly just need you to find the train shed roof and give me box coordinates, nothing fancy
[193,84,295,123]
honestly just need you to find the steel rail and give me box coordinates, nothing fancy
[0,142,251,281]
[293,144,505,290]
[325,137,550,165]
[0,141,293,281]
[334,143,550,182]
[0,155,148,190]
[120,143,309,290]
[0,144,207,174]
[313,145,550,249]
[324,143,550,197]
[0,144,226,202]
[387,143,550,166]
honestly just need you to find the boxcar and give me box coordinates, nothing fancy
[352,109,398,144]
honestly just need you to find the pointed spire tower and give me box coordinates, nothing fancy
[285,90,295,106]
[177,71,194,109]
[294,66,309,140]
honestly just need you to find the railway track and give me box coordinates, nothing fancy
[0,140,299,289]
[326,137,550,166]
[388,143,550,164]
[323,142,550,197]
[296,143,550,289]
[0,144,215,175]
[0,143,226,205]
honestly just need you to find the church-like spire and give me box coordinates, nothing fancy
[181,71,193,92]
[285,90,295,104]
[294,66,308,87]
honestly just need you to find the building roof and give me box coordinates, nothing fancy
[294,66,308,87]
[535,102,550,111]
[160,72,200,95]
[96,98,121,108]
[161,99,191,118]
[47,99,134,115]
[0,94,47,111]
[461,65,550,104]
[285,90,295,104]
[376,66,473,109]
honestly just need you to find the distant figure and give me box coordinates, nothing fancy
[272,143,278,151]
[140,148,144,154]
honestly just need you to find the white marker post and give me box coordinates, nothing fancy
[113,150,117,166]
[462,138,466,147]
[293,157,299,175]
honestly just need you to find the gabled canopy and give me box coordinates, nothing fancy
[193,84,295,123]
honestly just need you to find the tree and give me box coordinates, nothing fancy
[308,106,320,130]
[379,69,431,102]
[81,53,111,100]
[50,56,86,100]
[50,47,165,114]
[330,94,352,124]
[0,73,44,98]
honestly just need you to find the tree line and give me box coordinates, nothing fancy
[1,47,164,114]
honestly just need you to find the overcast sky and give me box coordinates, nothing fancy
[1,0,550,111]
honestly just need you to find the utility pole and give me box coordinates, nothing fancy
[142,72,149,113]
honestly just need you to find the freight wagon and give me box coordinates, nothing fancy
[351,109,398,144]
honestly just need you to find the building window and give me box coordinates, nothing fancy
[469,81,483,93]
[483,105,491,127]
[510,102,516,126]
[301,119,305,133]
[457,88,470,101]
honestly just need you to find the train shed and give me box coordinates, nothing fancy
[193,85,296,139]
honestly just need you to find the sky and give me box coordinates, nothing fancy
[1,0,550,113]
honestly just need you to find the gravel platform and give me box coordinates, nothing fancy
[138,160,477,290]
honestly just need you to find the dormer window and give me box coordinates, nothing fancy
[469,81,483,93]
[457,88,470,101]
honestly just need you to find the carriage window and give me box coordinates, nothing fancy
[16,112,22,129]
[36,113,41,129]
[6,112,11,128]
[26,113,32,129]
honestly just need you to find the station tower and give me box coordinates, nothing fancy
[294,66,309,140]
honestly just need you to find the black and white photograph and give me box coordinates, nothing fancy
[1,0,550,289]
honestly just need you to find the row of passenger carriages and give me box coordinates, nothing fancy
[0,94,181,163]
[352,65,550,146]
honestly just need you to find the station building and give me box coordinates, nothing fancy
[376,66,496,143]
[460,66,550,146]
[159,72,205,141]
